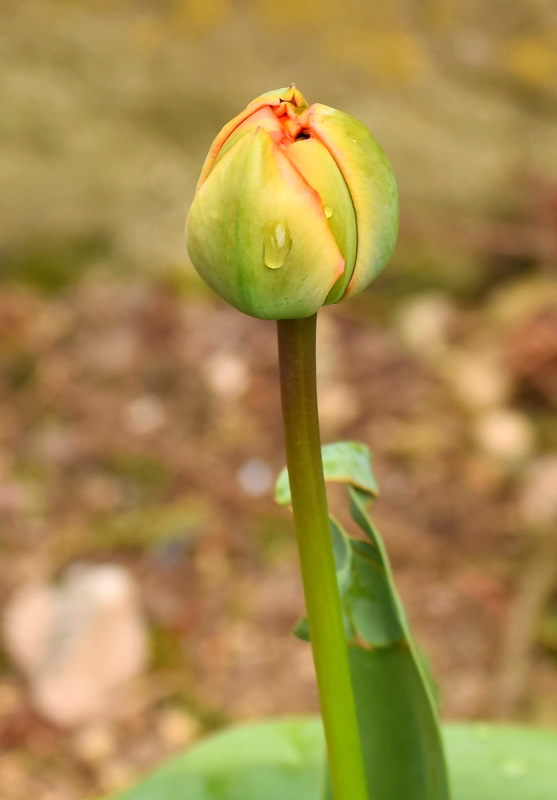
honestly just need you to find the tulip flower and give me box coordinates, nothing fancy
[186,85,398,319]
[185,88,404,800]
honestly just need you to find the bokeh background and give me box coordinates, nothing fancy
[1,1,557,797]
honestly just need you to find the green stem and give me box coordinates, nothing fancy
[277,314,368,800]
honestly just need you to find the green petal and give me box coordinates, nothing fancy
[307,104,399,299]
[287,138,357,304]
[186,128,344,320]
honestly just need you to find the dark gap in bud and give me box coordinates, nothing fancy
[295,132,310,141]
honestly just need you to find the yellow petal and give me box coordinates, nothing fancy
[287,137,357,303]
[307,104,398,299]
[186,128,343,319]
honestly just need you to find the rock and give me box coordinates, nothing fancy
[488,276,557,329]
[80,329,137,376]
[518,455,557,529]
[396,292,456,360]
[446,350,512,410]
[318,383,361,431]
[506,308,557,406]
[0,680,24,716]
[79,473,123,513]
[2,584,56,675]
[0,482,30,514]
[72,722,118,764]
[236,458,273,497]
[474,409,536,466]
[2,564,148,727]
[97,760,135,793]
[203,352,249,399]
[125,395,166,436]
[0,753,28,797]
[156,707,199,748]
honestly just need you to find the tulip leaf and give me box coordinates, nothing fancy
[275,441,378,506]
[110,717,557,800]
[321,492,450,800]
[330,646,449,800]
[276,440,450,800]
[291,513,401,646]
[292,514,404,648]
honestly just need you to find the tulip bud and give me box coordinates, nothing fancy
[186,86,398,320]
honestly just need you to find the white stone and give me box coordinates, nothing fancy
[396,293,455,359]
[126,395,165,435]
[475,409,536,465]
[156,708,199,747]
[2,564,148,727]
[204,353,250,399]
[73,722,118,764]
[446,351,512,410]
[236,458,273,497]
[319,384,361,430]
[518,455,557,529]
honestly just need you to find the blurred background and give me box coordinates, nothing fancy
[1,0,557,797]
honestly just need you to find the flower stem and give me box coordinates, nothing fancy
[277,314,368,800]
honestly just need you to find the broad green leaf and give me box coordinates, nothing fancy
[114,717,324,800]
[109,717,557,800]
[274,441,378,506]
[447,723,557,800]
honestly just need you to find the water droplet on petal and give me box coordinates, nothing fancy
[324,206,333,219]
[263,222,292,270]
[500,759,529,779]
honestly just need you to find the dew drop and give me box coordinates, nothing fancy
[324,206,333,219]
[263,222,292,270]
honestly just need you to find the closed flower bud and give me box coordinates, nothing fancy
[186,86,398,320]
